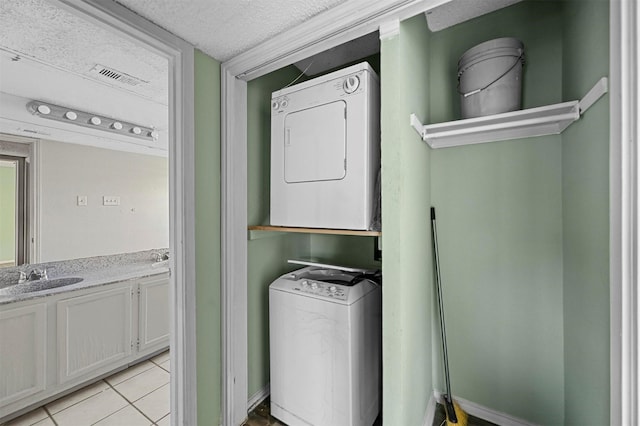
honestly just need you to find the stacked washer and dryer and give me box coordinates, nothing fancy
[268,62,382,426]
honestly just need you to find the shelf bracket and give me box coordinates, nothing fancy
[410,113,432,147]
[578,77,608,115]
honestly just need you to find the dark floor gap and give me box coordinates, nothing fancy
[433,403,498,426]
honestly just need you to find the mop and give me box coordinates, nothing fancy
[430,207,468,426]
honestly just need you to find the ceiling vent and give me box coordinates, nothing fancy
[88,64,149,87]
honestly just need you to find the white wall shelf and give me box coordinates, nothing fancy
[410,77,608,149]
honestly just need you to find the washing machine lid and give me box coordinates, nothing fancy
[284,100,346,184]
[287,259,375,273]
[270,266,380,304]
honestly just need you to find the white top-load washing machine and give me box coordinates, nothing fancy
[269,264,381,426]
[270,62,380,230]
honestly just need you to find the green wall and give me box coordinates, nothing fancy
[194,49,222,426]
[0,164,16,263]
[309,234,380,270]
[381,15,434,426]
[431,138,564,424]
[561,1,610,424]
[246,66,312,397]
[383,1,609,424]
[428,3,566,424]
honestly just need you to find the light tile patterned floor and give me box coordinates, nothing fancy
[4,351,170,426]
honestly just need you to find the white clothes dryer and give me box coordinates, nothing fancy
[270,62,380,230]
[269,265,381,426]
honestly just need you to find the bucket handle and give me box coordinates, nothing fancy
[457,53,524,98]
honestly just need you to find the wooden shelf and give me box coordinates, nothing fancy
[248,225,381,238]
[410,77,608,148]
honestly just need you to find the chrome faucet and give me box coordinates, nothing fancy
[27,268,48,281]
[154,251,169,262]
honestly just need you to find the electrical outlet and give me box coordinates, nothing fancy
[77,195,88,206]
[103,196,120,206]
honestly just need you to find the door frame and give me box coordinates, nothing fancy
[49,1,197,425]
[0,153,27,265]
[0,135,38,265]
[221,1,638,425]
[610,0,639,424]
[221,0,462,424]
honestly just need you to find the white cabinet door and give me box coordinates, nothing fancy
[57,286,132,383]
[138,276,169,353]
[0,303,46,406]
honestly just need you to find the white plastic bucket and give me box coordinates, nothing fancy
[457,37,524,119]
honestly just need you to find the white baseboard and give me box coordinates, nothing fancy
[433,391,540,426]
[247,383,270,413]
[423,393,437,426]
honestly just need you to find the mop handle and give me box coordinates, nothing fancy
[431,208,454,402]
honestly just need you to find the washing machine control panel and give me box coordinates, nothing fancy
[291,277,349,301]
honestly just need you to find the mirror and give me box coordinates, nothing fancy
[0,0,169,267]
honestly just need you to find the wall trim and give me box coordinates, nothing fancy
[0,134,39,264]
[379,19,400,40]
[433,392,540,426]
[422,393,437,426]
[47,2,197,425]
[220,66,249,426]
[610,0,639,425]
[222,0,451,81]
[247,384,270,413]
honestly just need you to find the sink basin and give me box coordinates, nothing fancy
[0,277,85,296]
[26,277,84,291]
[152,260,169,268]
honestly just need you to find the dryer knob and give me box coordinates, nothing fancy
[343,75,360,94]
[329,286,337,293]
[272,100,279,110]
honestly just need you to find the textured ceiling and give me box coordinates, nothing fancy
[0,0,352,108]
[0,0,168,104]
[0,0,352,153]
[115,0,348,62]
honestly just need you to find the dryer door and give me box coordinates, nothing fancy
[284,100,346,183]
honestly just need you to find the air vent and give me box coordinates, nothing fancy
[88,64,149,87]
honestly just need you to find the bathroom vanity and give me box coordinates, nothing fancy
[0,252,170,422]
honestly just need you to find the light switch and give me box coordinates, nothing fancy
[103,196,120,206]
[77,195,88,206]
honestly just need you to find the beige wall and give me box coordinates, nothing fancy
[38,140,168,262]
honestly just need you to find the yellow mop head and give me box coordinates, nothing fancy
[445,400,469,426]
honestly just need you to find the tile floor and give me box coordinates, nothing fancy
[7,352,386,426]
[3,351,170,426]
